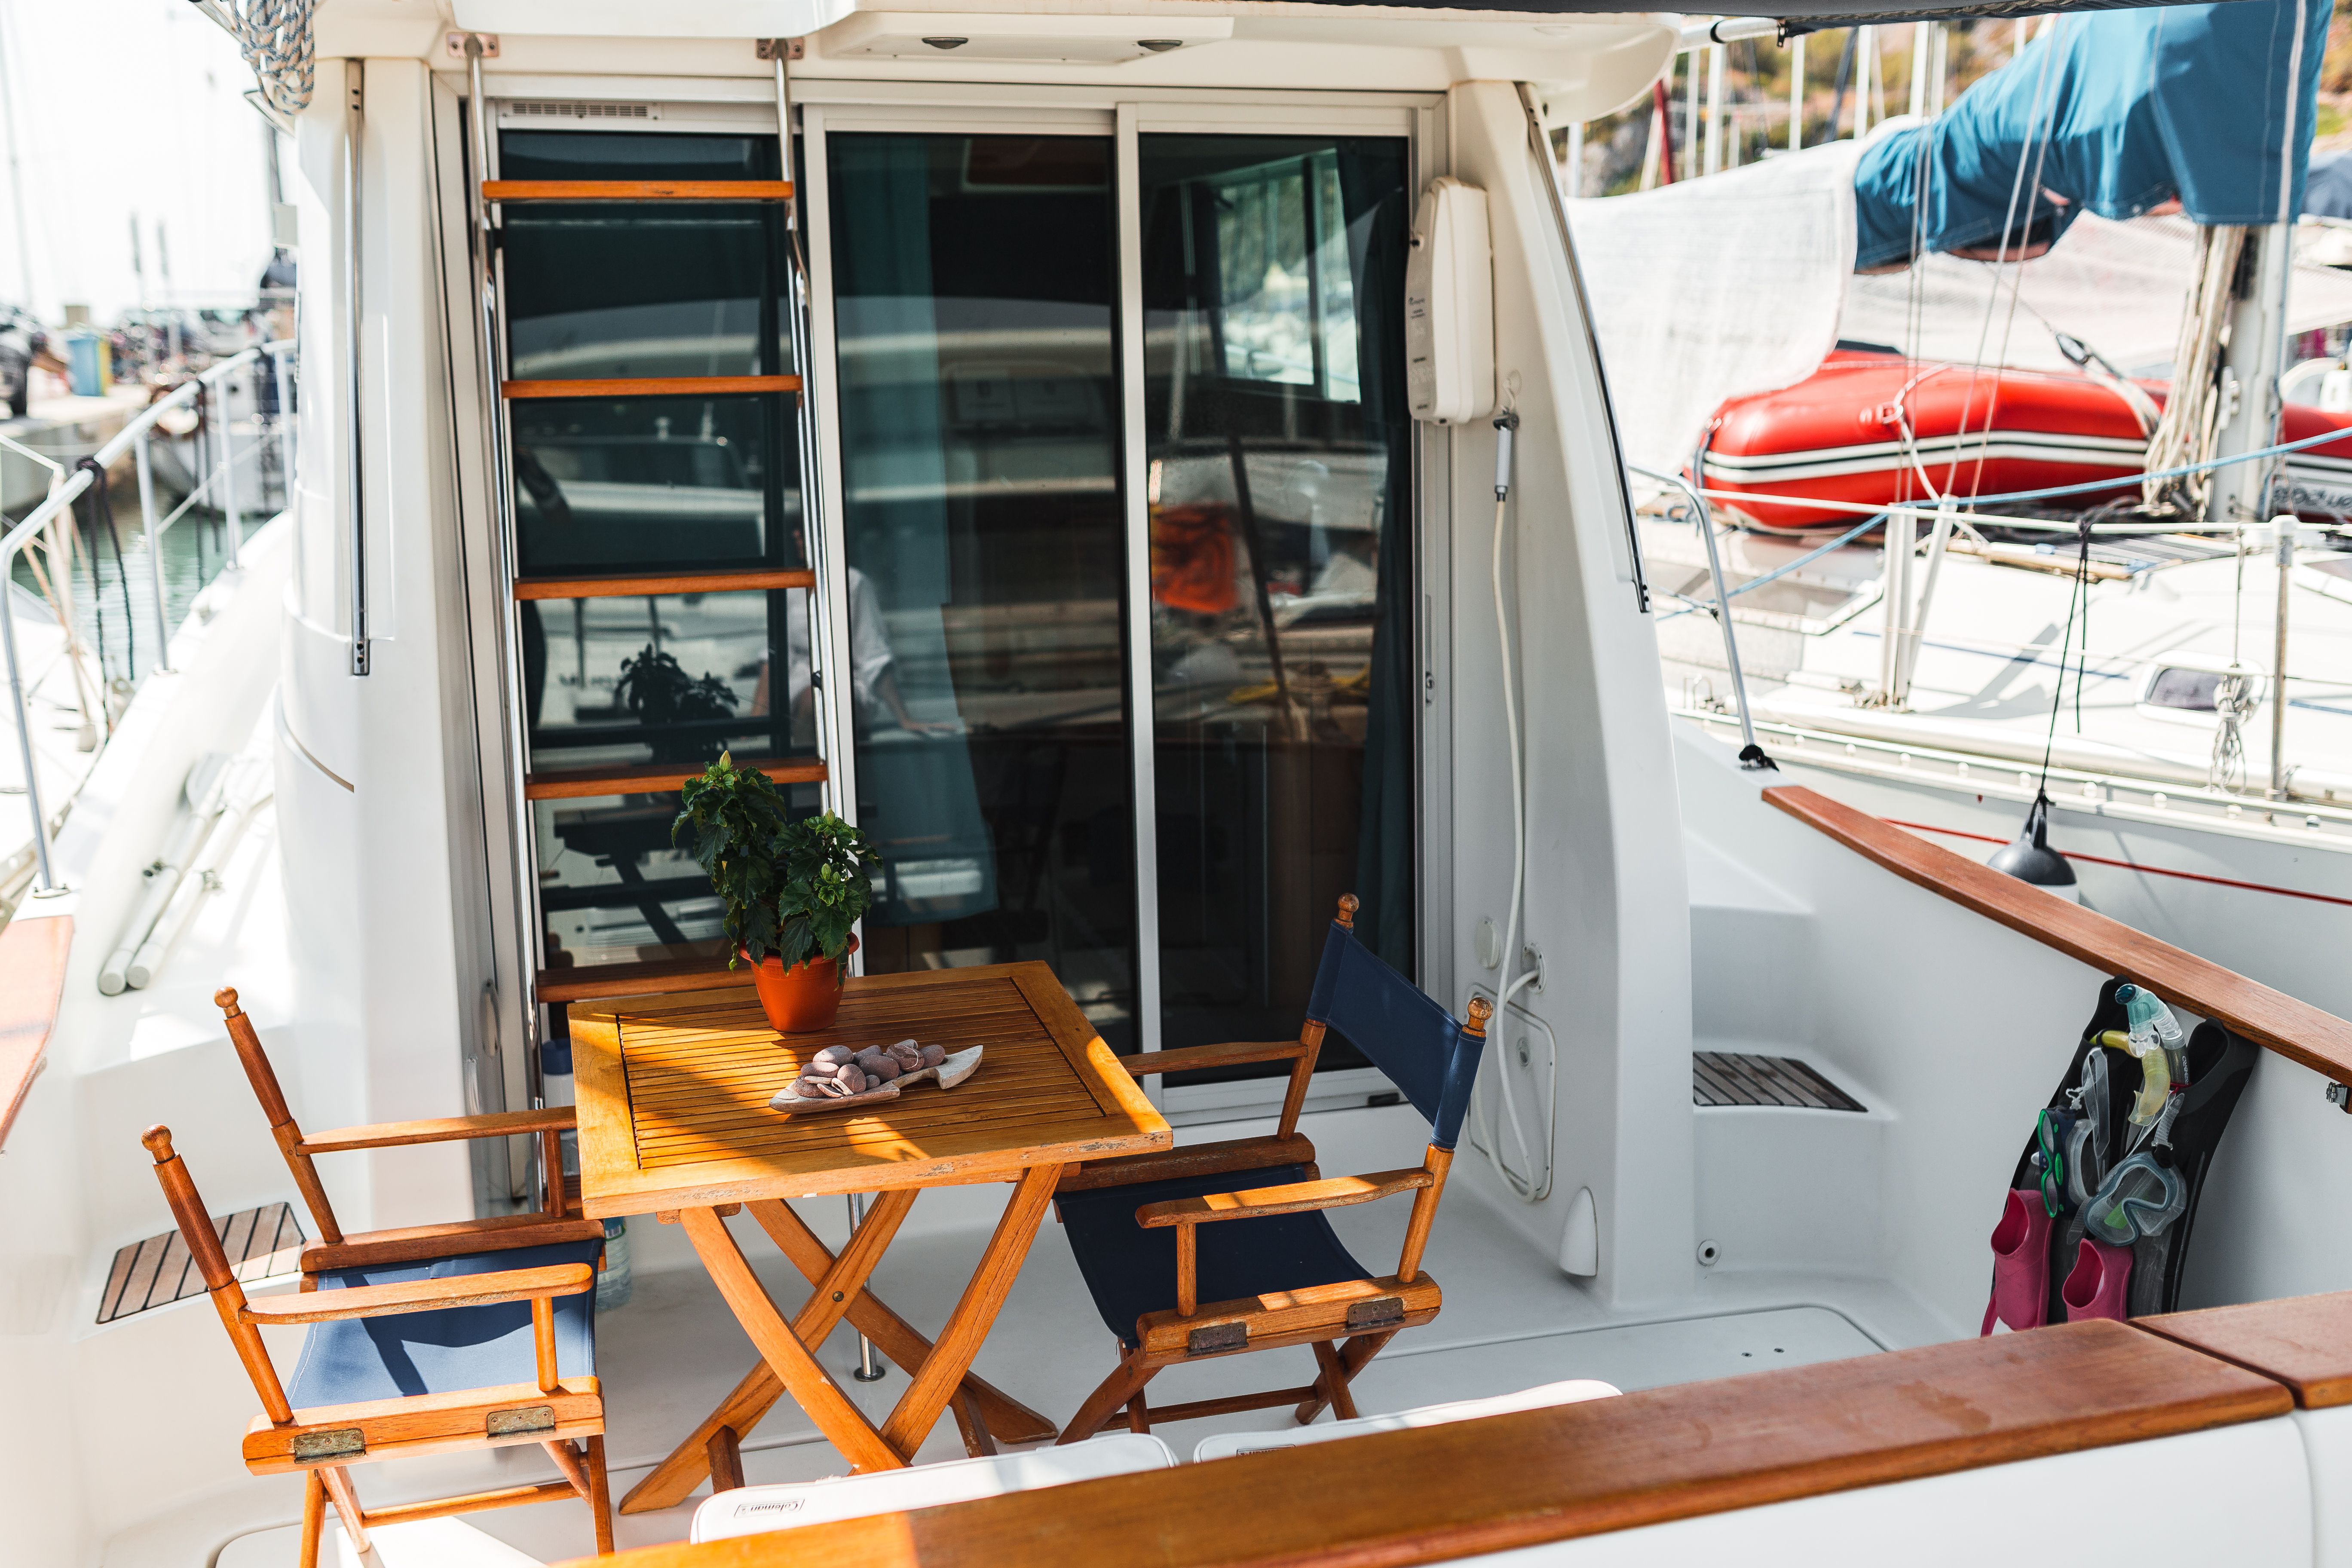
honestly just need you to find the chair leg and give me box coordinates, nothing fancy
[319,1466,369,1556]
[1309,1341,1361,1421]
[1295,1332,1392,1424]
[297,1470,325,1568]
[706,1424,746,1494]
[1124,1380,1153,1435]
[950,1390,998,1457]
[585,1434,616,1555]
[1060,1350,1157,1446]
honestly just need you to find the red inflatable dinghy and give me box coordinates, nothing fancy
[1700,348,2352,531]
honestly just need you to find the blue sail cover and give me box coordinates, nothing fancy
[1853,0,2330,271]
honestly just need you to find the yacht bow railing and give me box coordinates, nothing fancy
[0,338,295,897]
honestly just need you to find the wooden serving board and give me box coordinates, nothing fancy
[770,1045,985,1114]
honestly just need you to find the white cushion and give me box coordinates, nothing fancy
[689,1432,1178,1543]
[1191,1378,1621,1463]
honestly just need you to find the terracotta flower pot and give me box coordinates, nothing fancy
[745,934,858,1034]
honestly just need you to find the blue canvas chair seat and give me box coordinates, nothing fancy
[1057,1167,1373,1349]
[1054,895,1491,1446]
[291,1238,604,1409]
[141,1129,614,1563]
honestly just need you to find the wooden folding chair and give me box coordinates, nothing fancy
[142,1125,614,1562]
[1053,894,1491,1442]
[215,986,602,1278]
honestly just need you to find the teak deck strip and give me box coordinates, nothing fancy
[514,569,815,601]
[2136,1292,2352,1409]
[1764,785,2352,1081]
[567,962,1168,1213]
[562,1318,2286,1568]
[524,758,828,802]
[0,912,69,1148]
[484,180,794,202]
[501,375,802,401]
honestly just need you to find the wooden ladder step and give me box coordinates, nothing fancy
[485,180,793,202]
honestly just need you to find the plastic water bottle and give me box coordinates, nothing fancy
[597,1217,633,1313]
[541,1038,579,1178]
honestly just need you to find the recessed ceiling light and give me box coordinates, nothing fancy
[1139,39,1184,51]
[922,36,968,49]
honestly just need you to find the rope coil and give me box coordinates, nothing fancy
[221,0,318,118]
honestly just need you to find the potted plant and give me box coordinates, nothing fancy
[674,753,875,1033]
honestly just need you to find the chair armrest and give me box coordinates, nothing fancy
[299,1214,607,1274]
[239,1262,595,1325]
[300,1106,575,1154]
[1127,1040,1310,1079]
[1136,1168,1433,1228]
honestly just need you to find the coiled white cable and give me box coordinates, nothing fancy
[1473,412,1553,1203]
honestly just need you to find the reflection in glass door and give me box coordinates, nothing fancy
[826,133,1139,1050]
[1139,135,1416,1072]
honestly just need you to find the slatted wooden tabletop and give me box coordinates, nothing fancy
[569,962,1169,1216]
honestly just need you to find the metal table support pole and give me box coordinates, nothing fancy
[132,434,172,674]
[846,1192,885,1380]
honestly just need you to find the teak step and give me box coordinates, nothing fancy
[537,957,745,1005]
[523,758,827,802]
[514,569,815,602]
[484,180,794,202]
[501,375,801,401]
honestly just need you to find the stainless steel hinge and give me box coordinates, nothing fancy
[487,1404,557,1437]
[291,1427,366,1463]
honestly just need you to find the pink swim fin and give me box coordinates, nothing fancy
[2061,1238,2134,1322]
[1982,1188,2052,1335]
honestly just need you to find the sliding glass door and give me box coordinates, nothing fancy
[816,111,1416,1082]
[1137,133,1417,1077]
[825,132,1139,1049]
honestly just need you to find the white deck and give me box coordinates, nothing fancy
[181,1165,1893,1565]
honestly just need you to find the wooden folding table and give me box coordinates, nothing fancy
[567,961,1170,1513]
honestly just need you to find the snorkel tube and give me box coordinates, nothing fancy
[2101,983,2186,1126]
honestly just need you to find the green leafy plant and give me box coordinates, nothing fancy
[615,644,738,764]
[674,753,873,976]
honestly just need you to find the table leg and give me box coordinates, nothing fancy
[681,1208,902,1470]
[750,1196,1060,1445]
[878,1163,1061,1458]
[623,1192,919,1513]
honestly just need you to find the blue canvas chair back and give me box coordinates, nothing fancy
[1305,913,1484,1151]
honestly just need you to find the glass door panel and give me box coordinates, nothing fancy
[826,133,1138,1051]
[1138,134,1416,1072]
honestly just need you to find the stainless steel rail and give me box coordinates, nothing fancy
[344,59,369,677]
[1,340,294,894]
[1628,460,1773,769]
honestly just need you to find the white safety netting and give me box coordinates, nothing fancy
[1567,140,1865,479]
[1568,144,2352,483]
[1842,211,2352,375]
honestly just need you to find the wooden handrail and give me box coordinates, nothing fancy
[502,375,801,401]
[1763,785,2352,1082]
[485,180,793,203]
[560,1317,2286,1568]
[0,913,70,1150]
[515,569,815,601]
[524,758,828,802]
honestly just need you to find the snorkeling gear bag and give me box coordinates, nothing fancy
[1984,976,2256,1330]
